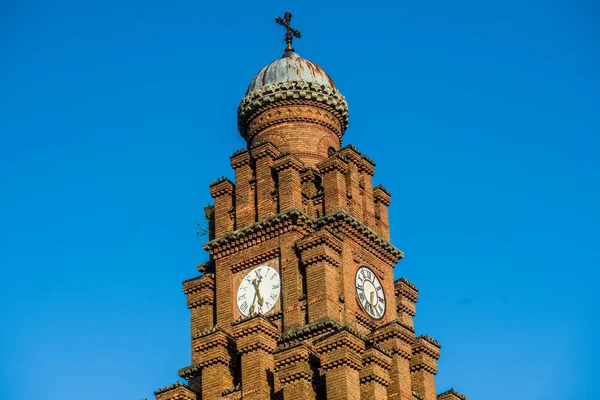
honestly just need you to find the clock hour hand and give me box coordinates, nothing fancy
[252,275,265,307]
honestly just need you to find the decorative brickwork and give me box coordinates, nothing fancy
[437,388,468,400]
[151,24,466,400]
[154,382,197,400]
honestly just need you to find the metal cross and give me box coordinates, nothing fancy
[275,11,301,51]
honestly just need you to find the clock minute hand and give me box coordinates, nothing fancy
[255,275,264,306]
[248,279,259,314]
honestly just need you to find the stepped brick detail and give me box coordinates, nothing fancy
[151,27,466,400]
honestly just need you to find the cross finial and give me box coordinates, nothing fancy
[275,11,301,52]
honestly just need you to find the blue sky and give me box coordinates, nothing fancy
[1,1,598,399]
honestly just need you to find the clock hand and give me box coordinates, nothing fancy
[255,275,264,306]
[248,279,259,314]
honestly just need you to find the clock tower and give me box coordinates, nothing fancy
[152,12,467,400]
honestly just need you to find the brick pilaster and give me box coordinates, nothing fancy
[183,274,215,356]
[338,146,364,222]
[192,328,235,399]
[231,149,255,228]
[359,155,376,229]
[274,342,318,400]
[296,229,343,323]
[301,169,322,218]
[209,177,234,237]
[373,185,391,240]
[251,142,280,220]
[369,320,415,400]
[360,345,392,400]
[273,153,304,212]
[318,155,349,215]
[395,277,419,331]
[410,335,441,400]
[232,315,279,400]
[314,328,365,400]
[281,231,305,330]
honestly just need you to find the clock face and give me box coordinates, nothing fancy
[236,264,281,317]
[355,266,386,319]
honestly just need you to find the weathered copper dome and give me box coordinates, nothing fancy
[246,50,336,95]
[237,47,349,168]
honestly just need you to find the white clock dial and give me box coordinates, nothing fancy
[355,266,386,319]
[236,264,281,317]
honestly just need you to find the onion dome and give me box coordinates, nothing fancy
[238,49,349,167]
[246,50,337,94]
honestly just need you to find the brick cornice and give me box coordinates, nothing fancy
[154,381,197,400]
[315,328,366,373]
[373,184,391,206]
[233,314,279,354]
[196,261,215,274]
[232,314,279,337]
[230,248,280,273]
[437,388,468,400]
[363,345,392,370]
[410,335,441,374]
[368,320,415,359]
[278,317,344,345]
[238,80,349,138]
[203,208,313,259]
[413,391,425,400]
[273,152,305,172]
[250,141,280,159]
[314,327,367,355]
[359,155,376,176]
[337,144,363,166]
[183,274,215,295]
[300,168,319,183]
[413,335,441,355]
[395,277,419,303]
[178,364,201,380]
[209,177,234,198]
[316,211,403,265]
[192,327,235,351]
[296,227,342,251]
[274,342,318,385]
[317,155,348,174]
[230,149,251,169]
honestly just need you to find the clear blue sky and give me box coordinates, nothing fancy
[1,1,598,399]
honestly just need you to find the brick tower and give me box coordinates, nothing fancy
[153,12,467,400]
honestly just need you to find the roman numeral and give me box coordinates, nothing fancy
[272,284,280,290]
[270,293,278,300]
[240,302,248,312]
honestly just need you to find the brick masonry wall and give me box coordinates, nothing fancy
[154,110,465,399]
